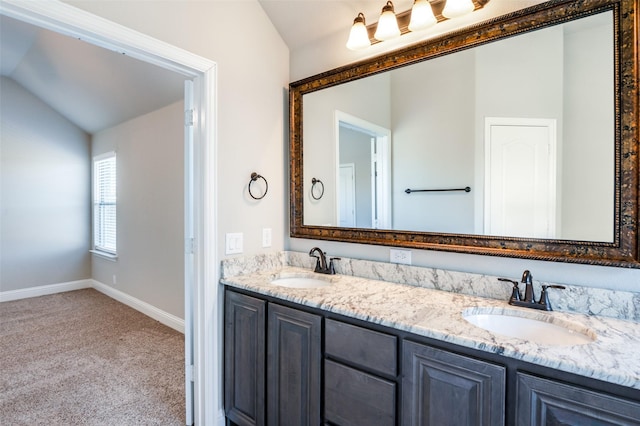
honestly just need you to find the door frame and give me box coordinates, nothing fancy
[0,1,218,424]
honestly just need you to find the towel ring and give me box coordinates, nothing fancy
[311,178,324,200]
[248,172,268,200]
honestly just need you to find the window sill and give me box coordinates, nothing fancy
[90,250,118,262]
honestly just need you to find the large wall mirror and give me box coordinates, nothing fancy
[290,0,639,267]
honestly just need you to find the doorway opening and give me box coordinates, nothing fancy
[0,2,217,424]
[335,111,392,229]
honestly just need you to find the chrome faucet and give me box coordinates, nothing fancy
[498,270,565,311]
[308,247,340,275]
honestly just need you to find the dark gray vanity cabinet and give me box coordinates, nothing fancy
[224,288,640,426]
[324,319,398,426]
[224,291,266,426]
[267,303,321,426]
[516,373,640,426]
[402,340,506,426]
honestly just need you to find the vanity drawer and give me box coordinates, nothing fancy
[325,318,397,376]
[324,359,396,426]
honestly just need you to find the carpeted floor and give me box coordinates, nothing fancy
[0,289,185,425]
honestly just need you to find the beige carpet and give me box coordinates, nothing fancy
[0,289,185,425]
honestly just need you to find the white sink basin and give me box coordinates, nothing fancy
[270,273,332,289]
[463,309,596,346]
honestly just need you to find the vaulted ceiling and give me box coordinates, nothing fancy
[0,14,186,134]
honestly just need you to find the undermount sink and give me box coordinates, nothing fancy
[462,308,596,346]
[270,273,332,289]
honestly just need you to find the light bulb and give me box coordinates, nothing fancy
[346,13,371,50]
[442,0,475,19]
[408,0,437,32]
[374,1,401,41]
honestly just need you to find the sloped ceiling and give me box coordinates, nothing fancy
[0,14,186,134]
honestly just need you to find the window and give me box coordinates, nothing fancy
[93,152,117,255]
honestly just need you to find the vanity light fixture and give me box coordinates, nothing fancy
[346,0,490,50]
[374,1,401,41]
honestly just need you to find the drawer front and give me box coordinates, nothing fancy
[324,360,396,426]
[325,319,397,376]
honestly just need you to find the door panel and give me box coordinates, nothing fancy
[484,118,557,238]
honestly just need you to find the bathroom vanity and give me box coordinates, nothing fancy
[221,255,640,426]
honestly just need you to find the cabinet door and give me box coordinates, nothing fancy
[268,303,321,426]
[224,291,266,426]
[402,340,505,426]
[517,373,640,426]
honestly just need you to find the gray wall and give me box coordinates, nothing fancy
[0,77,91,292]
[91,101,185,319]
[561,15,614,241]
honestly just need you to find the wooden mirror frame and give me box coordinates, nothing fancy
[289,0,639,267]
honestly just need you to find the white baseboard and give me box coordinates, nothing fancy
[0,279,185,334]
[92,280,185,334]
[0,279,93,302]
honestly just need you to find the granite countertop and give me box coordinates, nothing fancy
[222,266,640,390]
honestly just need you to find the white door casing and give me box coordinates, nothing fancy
[484,117,557,239]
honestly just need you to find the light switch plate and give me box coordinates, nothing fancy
[390,248,411,265]
[225,232,243,255]
[262,228,272,248]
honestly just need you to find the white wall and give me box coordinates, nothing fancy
[0,77,91,292]
[288,2,640,291]
[66,0,290,260]
[391,51,476,233]
[92,101,185,318]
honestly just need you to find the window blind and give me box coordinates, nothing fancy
[93,153,117,254]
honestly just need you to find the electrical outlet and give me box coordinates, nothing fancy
[112,274,117,285]
[390,249,411,265]
[262,228,272,248]
[225,232,243,255]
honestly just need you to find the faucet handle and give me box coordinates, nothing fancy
[498,278,521,302]
[538,285,566,310]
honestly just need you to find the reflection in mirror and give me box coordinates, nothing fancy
[303,11,614,242]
